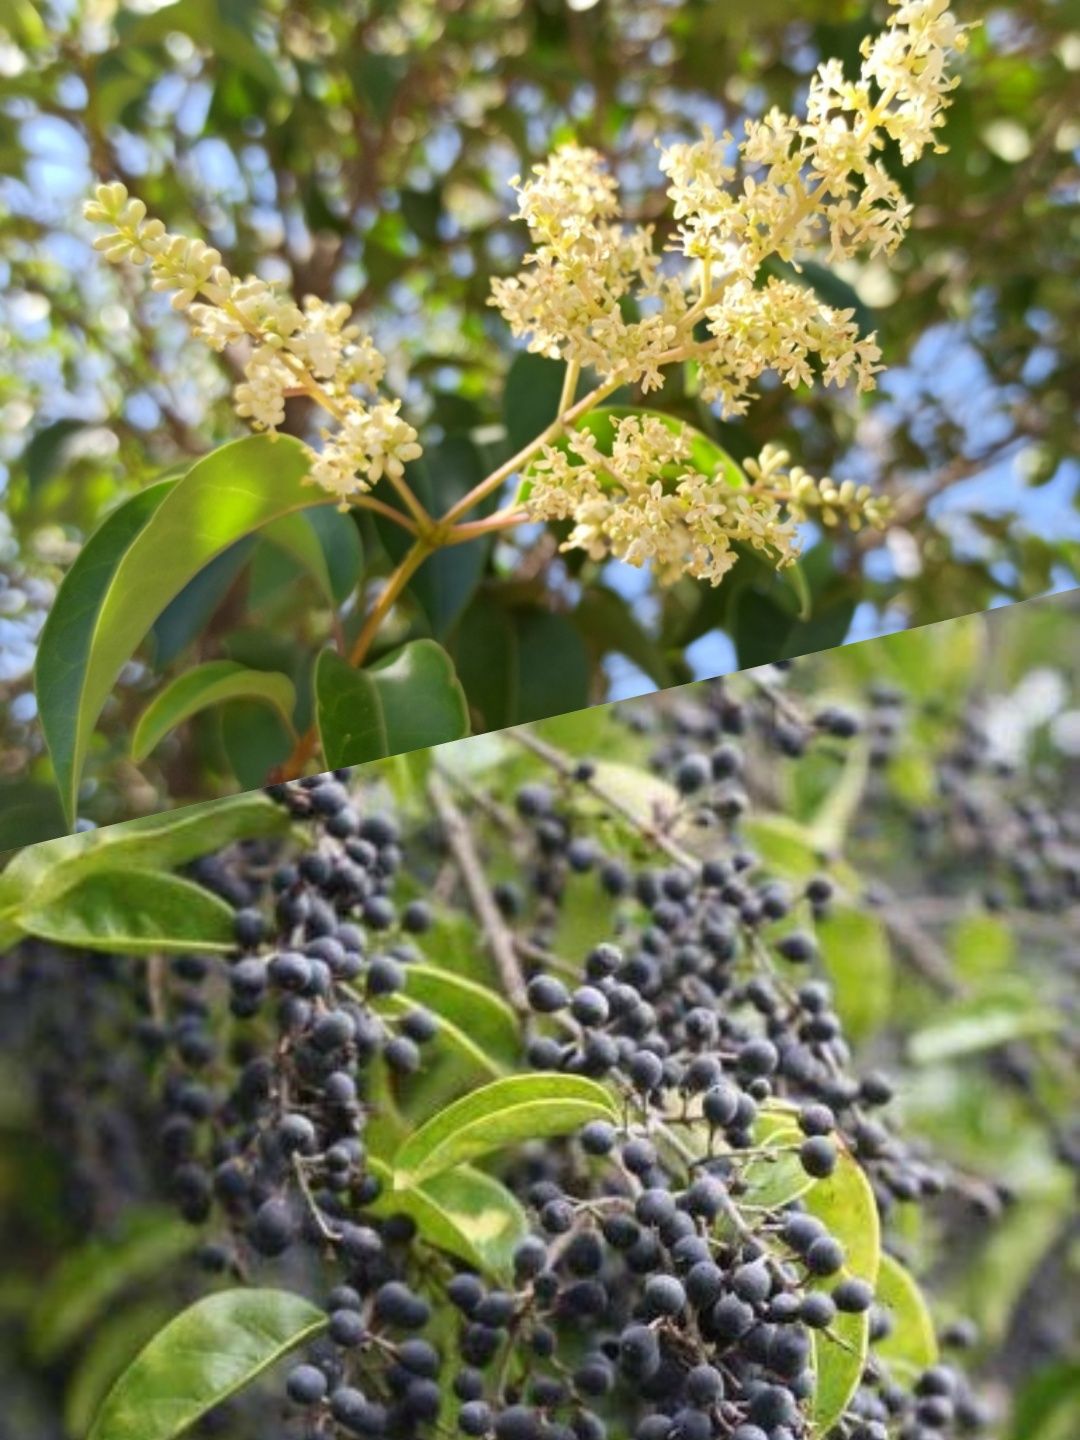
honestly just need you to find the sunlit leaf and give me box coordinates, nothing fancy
[87,1288,326,1440]
[392,1074,618,1186]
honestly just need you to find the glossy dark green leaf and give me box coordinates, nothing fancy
[30,1209,197,1361]
[0,777,66,852]
[503,351,567,452]
[260,502,361,609]
[392,1074,618,1186]
[375,437,493,638]
[36,479,174,824]
[87,1288,326,1440]
[452,602,518,732]
[150,537,256,667]
[513,609,590,724]
[306,504,363,603]
[51,435,322,824]
[314,641,469,768]
[575,585,672,688]
[221,698,295,791]
[132,662,296,762]
[17,869,237,955]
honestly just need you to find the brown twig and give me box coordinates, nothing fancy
[427,771,530,1015]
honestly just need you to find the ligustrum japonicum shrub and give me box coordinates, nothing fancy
[3,614,1074,1440]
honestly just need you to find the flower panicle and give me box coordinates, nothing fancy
[492,0,968,414]
[528,417,887,589]
[81,183,421,505]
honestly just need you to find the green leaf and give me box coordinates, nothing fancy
[307,504,364,603]
[1009,1362,1080,1440]
[452,602,518,731]
[575,585,672,689]
[0,777,66,852]
[50,434,322,824]
[579,760,682,838]
[947,912,1015,982]
[132,661,296,762]
[367,1159,529,1280]
[743,815,825,881]
[740,1120,815,1211]
[262,503,361,608]
[22,417,88,490]
[815,904,893,1043]
[221,697,295,790]
[151,537,256,667]
[808,740,870,853]
[382,962,520,1071]
[550,872,620,963]
[30,1209,197,1361]
[18,868,237,955]
[511,609,591,724]
[392,1074,618,1186]
[36,479,174,825]
[503,352,567,452]
[873,1253,938,1382]
[87,1288,327,1440]
[908,979,1059,1065]
[0,792,287,949]
[314,640,469,767]
[803,1149,881,1435]
[377,438,494,638]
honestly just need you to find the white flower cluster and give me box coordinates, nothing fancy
[490,143,681,392]
[529,419,890,586]
[529,416,802,587]
[493,0,967,413]
[82,184,421,505]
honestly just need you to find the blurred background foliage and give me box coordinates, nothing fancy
[0,589,1077,1438]
[1,0,1079,839]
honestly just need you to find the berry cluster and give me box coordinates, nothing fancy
[5,659,1076,1440]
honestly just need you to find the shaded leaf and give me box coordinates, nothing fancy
[314,641,469,767]
[132,661,296,762]
[151,537,255,667]
[50,435,321,824]
[504,352,566,452]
